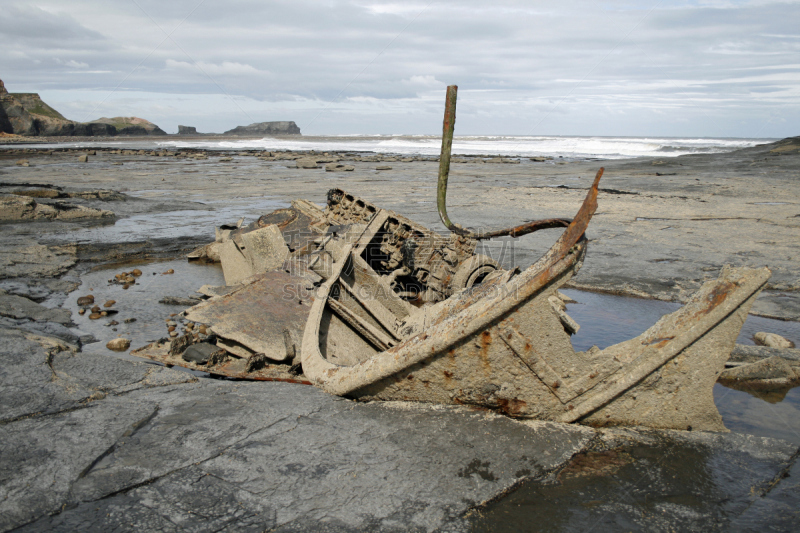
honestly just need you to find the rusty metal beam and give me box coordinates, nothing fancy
[435,84,600,240]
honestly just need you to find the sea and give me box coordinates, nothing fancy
[5,134,776,160]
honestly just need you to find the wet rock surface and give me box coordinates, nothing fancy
[471,428,800,532]
[0,325,594,532]
[0,141,798,530]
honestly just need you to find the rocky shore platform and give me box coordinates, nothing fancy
[0,139,798,531]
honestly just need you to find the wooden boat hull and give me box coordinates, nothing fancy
[301,171,770,431]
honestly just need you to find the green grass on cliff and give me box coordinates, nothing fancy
[27,104,65,120]
[10,93,67,120]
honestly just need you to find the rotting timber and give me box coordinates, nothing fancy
[134,85,771,432]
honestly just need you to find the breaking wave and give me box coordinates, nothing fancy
[159,135,771,159]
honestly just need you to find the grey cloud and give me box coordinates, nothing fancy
[0,5,107,43]
[1,0,797,136]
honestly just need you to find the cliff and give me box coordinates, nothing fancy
[0,79,166,137]
[89,117,166,136]
[224,121,301,136]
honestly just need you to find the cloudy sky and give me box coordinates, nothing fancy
[1,0,798,137]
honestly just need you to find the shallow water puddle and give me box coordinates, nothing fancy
[67,258,224,358]
[49,197,288,244]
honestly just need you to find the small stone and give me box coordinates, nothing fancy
[91,306,101,313]
[720,356,797,381]
[754,332,795,349]
[124,318,137,323]
[168,326,176,332]
[108,320,119,326]
[295,158,320,169]
[78,154,89,163]
[78,308,86,315]
[198,325,207,335]
[123,284,130,290]
[186,322,194,330]
[89,313,102,320]
[16,159,29,166]
[163,269,175,275]
[131,269,143,276]
[169,331,178,337]
[106,338,131,351]
[376,165,392,170]
[182,342,224,365]
[103,300,116,308]
[77,295,94,306]
[100,311,107,316]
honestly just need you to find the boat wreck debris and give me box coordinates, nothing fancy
[134,86,775,432]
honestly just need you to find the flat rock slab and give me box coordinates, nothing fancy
[0,326,196,424]
[471,428,800,532]
[0,327,595,532]
[3,377,593,532]
[0,292,72,324]
[0,242,76,279]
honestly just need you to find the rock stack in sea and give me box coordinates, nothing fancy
[224,121,301,136]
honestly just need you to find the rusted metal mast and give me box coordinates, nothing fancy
[435,84,596,239]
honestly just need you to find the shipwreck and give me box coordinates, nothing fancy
[134,86,770,432]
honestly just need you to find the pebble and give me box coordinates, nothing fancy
[163,269,175,275]
[106,338,131,351]
[131,269,143,276]
[123,284,130,290]
[91,306,101,313]
[198,325,207,334]
[169,331,178,337]
[168,326,176,332]
[78,309,86,316]
[77,295,95,306]
[754,332,795,349]
[89,313,102,320]
[124,318,137,323]
[104,300,116,308]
